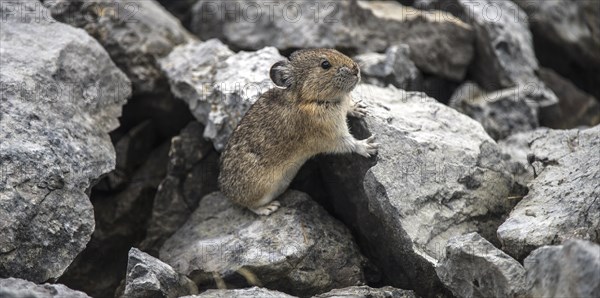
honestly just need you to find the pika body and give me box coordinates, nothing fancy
[218,49,379,215]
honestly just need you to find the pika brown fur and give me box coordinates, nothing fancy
[218,49,379,215]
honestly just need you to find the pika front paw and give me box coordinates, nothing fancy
[250,200,281,216]
[354,134,380,158]
[348,101,368,118]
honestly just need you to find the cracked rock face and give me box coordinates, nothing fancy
[316,84,513,296]
[191,0,473,81]
[0,1,131,282]
[44,0,192,94]
[141,122,220,255]
[435,232,527,298]
[524,239,600,298]
[160,191,366,297]
[0,278,90,298]
[122,248,198,298]
[159,40,283,151]
[497,125,600,260]
[314,286,417,298]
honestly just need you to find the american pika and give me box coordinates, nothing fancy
[218,49,379,215]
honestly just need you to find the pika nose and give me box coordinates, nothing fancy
[339,66,359,76]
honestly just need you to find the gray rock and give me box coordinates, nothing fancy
[435,232,527,298]
[513,0,600,99]
[191,0,473,81]
[524,239,600,298]
[449,83,542,140]
[0,278,90,298]
[160,191,366,297]
[315,84,513,296]
[538,67,600,129]
[44,0,193,94]
[141,122,220,255]
[159,40,283,151]
[354,45,423,91]
[181,287,297,298]
[497,125,600,260]
[314,286,417,298]
[0,1,130,282]
[457,0,537,89]
[122,248,198,298]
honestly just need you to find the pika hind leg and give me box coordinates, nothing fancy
[248,186,284,216]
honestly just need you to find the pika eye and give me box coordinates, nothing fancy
[321,60,331,70]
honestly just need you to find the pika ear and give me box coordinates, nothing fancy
[269,60,292,88]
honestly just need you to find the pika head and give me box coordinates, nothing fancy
[269,49,361,102]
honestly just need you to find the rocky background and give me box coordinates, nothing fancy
[1,0,598,297]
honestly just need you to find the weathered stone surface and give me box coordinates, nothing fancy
[0,1,130,282]
[513,0,600,99]
[122,248,197,298]
[191,0,473,81]
[0,278,90,298]
[354,45,423,91]
[314,84,513,296]
[57,142,169,297]
[160,191,366,297]
[44,0,193,94]
[159,40,283,150]
[524,239,600,298]
[314,286,417,298]
[181,287,297,298]
[449,83,541,140]
[498,125,600,260]
[141,122,220,255]
[435,232,527,298]
[538,67,600,129]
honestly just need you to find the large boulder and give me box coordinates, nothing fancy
[160,191,366,297]
[122,248,198,298]
[314,286,417,298]
[513,0,600,99]
[435,233,527,298]
[44,0,193,94]
[0,1,131,282]
[141,122,220,255]
[0,278,90,298]
[497,125,600,260]
[191,0,474,81]
[314,84,513,296]
[159,40,282,150]
[524,239,600,297]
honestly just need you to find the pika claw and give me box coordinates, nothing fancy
[250,200,281,216]
[355,135,379,157]
[349,101,369,118]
